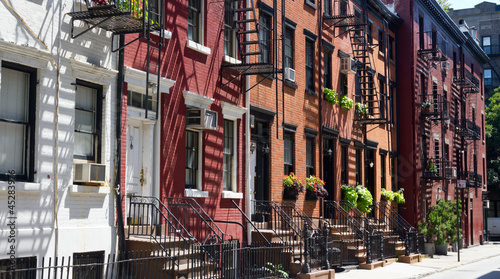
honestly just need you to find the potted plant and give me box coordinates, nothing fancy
[394,189,405,204]
[356,185,373,213]
[418,199,461,256]
[381,188,395,202]
[324,88,339,105]
[283,172,304,200]
[341,185,358,211]
[340,95,354,110]
[421,101,432,112]
[355,103,368,116]
[424,159,438,177]
[305,175,328,200]
[262,262,289,279]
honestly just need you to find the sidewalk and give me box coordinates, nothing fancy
[333,241,500,279]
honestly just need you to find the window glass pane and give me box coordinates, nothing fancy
[0,68,29,122]
[75,110,95,133]
[285,28,294,68]
[0,122,26,174]
[74,132,94,157]
[284,135,292,164]
[185,130,199,188]
[259,14,271,63]
[76,86,96,111]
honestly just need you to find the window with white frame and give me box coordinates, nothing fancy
[224,0,236,58]
[0,62,36,181]
[185,129,200,189]
[284,27,294,69]
[74,80,102,162]
[223,119,235,191]
[188,0,203,44]
[482,36,491,54]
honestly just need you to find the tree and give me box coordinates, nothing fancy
[437,0,451,12]
[486,87,500,196]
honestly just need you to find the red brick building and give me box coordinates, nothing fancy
[389,0,489,246]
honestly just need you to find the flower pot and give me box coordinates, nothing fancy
[435,244,448,255]
[283,188,298,200]
[424,242,435,258]
[306,189,318,201]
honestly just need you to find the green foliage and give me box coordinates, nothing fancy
[356,185,373,213]
[263,262,289,278]
[355,103,368,116]
[437,0,451,12]
[486,87,500,194]
[425,159,438,174]
[340,95,354,110]
[341,185,358,209]
[394,189,405,204]
[381,188,395,202]
[381,188,405,204]
[305,175,328,198]
[418,199,461,246]
[283,173,305,196]
[421,101,432,110]
[324,88,339,105]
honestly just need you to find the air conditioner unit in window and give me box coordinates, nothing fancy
[74,163,106,184]
[340,57,357,74]
[445,167,457,179]
[284,67,296,82]
[441,61,450,70]
[187,108,218,130]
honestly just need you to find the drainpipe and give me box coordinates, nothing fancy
[245,0,252,245]
[318,0,323,218]
[115,34,127,254]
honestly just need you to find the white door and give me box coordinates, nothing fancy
[126,123,143,196]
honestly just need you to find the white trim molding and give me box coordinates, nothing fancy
[69,185,110,195]
[183,90,214,109]
[221,102,246,120]
[124,66,175,94]
[222,191,243,199]
[186,40,211,56]
[70,58,118,85]
[185,188,209,198]
[0,40,53,69]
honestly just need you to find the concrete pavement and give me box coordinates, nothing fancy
[333,241,500,279]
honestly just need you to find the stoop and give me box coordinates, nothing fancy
[296,269,335,279]
[398,254,422,264]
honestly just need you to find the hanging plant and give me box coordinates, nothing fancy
[394,189,406,204]
[340,95,354,110]
[381,188,395,202]
[356,185,373,213]
[341,185,358,210]
[355,103,368,116]
[324,88,339,105]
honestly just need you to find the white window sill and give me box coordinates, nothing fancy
[224,55,242,64]
[151,29,173,40]
[184,188,209,198]
[186,40,211,56]
[0,181,43,192]
[69,185,110,195]
[222,191,243,199]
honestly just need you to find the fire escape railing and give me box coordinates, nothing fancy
[456,119,481,140]
[418,31,447,61]
[422,158,451,180]
[453,68,480,93]
[458,171,483,188]
[420,94,449,121]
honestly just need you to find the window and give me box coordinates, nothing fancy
[306,137,314,177]
[324,50,332,89]
[324,0,331,15]
[381,154,386,189]
[223,119,235,191]
[306,39,314,92]
[73,251,105,279]
[0,62,36,181]
[354,9,361,36]
[127,90,157,112]
[434,139,440,160]
[340,0,347,16]
[378,28,385,52]
[366,20,373,45]
[389,85,395,124]
[482,36,491,54]
[224,0,236,57]
[0,256,36,277]
[367,74,374,114]
[419,16,424,49]
[188,0,202,44]
[284,132,294,174]
[482,114,485,141]
[185,130,200,189]
[379,79,386,118]
[259,13,271,63]
[485,69,492,86]
[391,156,396,189]
[74,80,102,162]
[341,145,348,184]
[355,148,362,185]
[284,27,294,69]
[340,73,348,96]
[388,36,394,60]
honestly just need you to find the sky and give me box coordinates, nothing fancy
[448,0,500,10]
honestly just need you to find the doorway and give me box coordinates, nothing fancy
[323,138,336,201]
[365,149,375,195]
[250,119,270,221]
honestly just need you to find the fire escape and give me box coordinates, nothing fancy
[454,68,481,188]
[418,30,452,181]
[324,0,388,125]
[68,0,165,119]
[222,0,285,138]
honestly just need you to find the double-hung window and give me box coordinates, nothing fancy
[324,50,332,89]
[341,145,348,184]
[74,80,102,162]
[188,0,202,44]
[284,27,294,69]
[259,13,271,64]
[306,137,314,177]
[0,62,36,181]
[223,119,235,191]
[284,132,294,174]
[306,39,314,92]
[485,69,492,86]
[355,148,362,185]
[378,27,385,52]
[482,36,491,54]
[324,0,331,16]
[379,79,386,118]
[185,129,200,189]
[381,153,386,189]
[224,0,236,58]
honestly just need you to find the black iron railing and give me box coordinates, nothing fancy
[456,119,481,140]
[459,171,483,188]
[418,31,447,61]
[422,158,451,180]
[324,201,369,265]
[420,94,449,120]
[453,68,480,93]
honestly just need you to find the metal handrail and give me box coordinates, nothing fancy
[231,200,273,246]
[340,200,379,235]
[280,201,321,232]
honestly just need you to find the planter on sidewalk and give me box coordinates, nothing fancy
[424,242,435,258]
[435,244,448,255]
